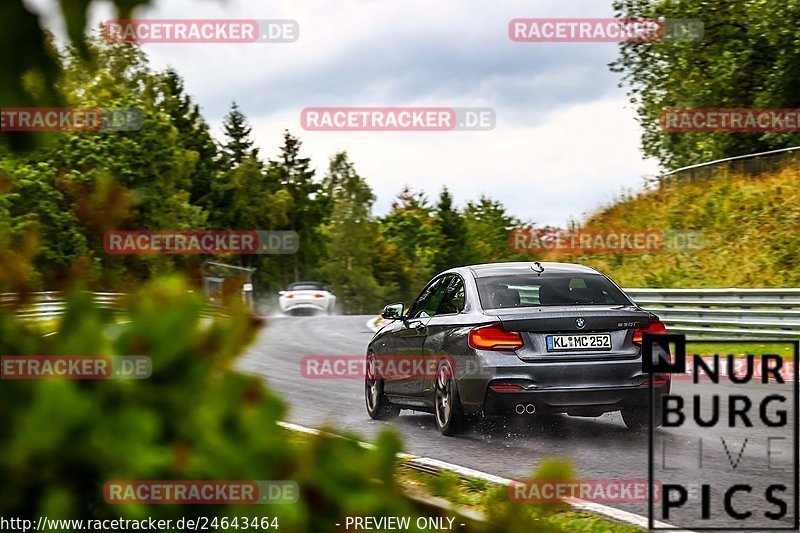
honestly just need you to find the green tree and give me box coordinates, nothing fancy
[611,0,800,169]
[158,69,220,207]
[0,37,210,289]
[370,238,414,307]
[431,187,470,272]
[320,153,384,313]
[208,104,263,229]
[463,196,523,264]
[269,131,327,285]
[380,187,440,291]
[220,102,259,168]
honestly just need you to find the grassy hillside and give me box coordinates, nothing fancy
[540,165,800,287]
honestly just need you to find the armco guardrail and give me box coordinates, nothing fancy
[0,292,228,320]
[0,292,125,320]
[6,289,800,340]
[624,288,800,339]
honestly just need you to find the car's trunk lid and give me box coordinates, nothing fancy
[493,305,650,332]
[491,305,651,363]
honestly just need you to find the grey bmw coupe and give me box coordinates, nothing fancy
[365,262,670,435]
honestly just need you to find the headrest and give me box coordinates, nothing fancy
[491,287,520,308]
[569,287,605,304]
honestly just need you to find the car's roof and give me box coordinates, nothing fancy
[460,262,601,278]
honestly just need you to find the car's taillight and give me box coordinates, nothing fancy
[469,324,523,351]
[285,294,294,299]
[314,293,325,298]
[632,319,667,346]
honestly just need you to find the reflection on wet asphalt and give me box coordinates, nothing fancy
[238,315,797,529]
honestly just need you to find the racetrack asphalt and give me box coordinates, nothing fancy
[237,315,798,530]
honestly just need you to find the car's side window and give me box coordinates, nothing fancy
[418,275,453,318]
[408,277,444,319]
[411,276,453,319]
[436,276,466,315]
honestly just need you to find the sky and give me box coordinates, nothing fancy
[25,0,663,226]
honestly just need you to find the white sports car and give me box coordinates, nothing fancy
[278,282,336,316]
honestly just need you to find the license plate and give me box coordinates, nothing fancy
[546,334,612,351]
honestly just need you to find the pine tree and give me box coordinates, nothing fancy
[221,102,259,168]
[159,69,219,206]
[269,131,325,284]
[432,187,469,272]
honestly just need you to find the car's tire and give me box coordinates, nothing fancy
[621,404,662,430]
[365,354,399,420]
[434,359,469,436]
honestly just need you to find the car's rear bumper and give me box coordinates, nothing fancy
[279,302,329,313]
[482,383,669,416]
[453,349,668,415]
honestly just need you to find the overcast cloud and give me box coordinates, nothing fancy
[25,0,662,225]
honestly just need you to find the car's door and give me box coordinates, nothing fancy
[420,275,467,396]
[383,275,452,397]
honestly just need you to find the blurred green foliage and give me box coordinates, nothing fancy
[0,0,154,151]
[0,280,422,530]
[0,280,601,532]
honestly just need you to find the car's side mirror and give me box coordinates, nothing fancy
[381,303,404,320]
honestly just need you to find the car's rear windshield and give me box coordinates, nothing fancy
[476,273,630,309]
[288,283,323,291]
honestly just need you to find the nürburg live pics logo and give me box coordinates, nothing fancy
[644,334,799,530]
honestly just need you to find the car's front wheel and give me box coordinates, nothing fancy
[434,359,469,436]
[365,353,399,420]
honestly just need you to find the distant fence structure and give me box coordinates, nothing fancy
[653,145,800,185]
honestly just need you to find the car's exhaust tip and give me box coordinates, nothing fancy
[515,403,536,415]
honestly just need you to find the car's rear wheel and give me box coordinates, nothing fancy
[365,353,399,420]
[434,360,469,436]
[621,404,662,430]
